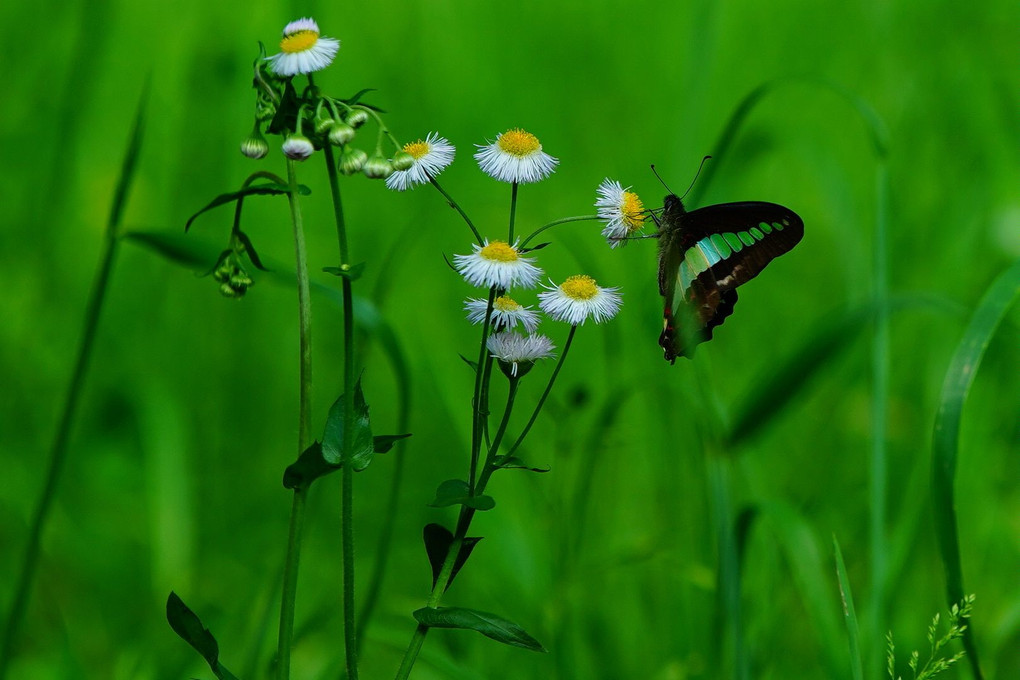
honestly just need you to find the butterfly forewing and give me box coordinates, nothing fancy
[657,196,803,362]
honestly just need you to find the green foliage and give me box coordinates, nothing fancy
[412,606,546,652]
[886,596,974,680]
[165,593,240,680]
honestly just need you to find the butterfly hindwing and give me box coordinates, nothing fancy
[657,195,803,362]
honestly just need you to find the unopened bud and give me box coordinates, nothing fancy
[391,151,415,171]
[240,129,270,160]
[346,109,369,129]
[362,154,394,179]
[339,147,368,175]
[282,134,315,161]
[329,122,356,146]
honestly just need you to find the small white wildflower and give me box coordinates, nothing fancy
[538,275,622,325]
[465,295,541,332]
[486,331,556,378]
[474,128,558,184]
[267,18,340,76]
[386,132,456,191]
[453,240,542,289]
[595,178,646,247]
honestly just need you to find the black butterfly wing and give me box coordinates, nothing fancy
[659,201,803,362]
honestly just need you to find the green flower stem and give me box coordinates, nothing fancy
[394,380,521,680]
[508,182,519,242]
[468,289,497,491]
[504,324,577,458]
[428,176,483,245]
[276,158,314,680]
[519,215,600,248]
[322,142,360,680]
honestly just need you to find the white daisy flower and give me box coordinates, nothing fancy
[282,134,315,161]
[465,295,541,332]
[595,178,646,248]
[386,132,456,191]
[453,240,542,289]
[474,128,558,184]
[538,275,622,325]
[486,331,556,378]
[267,18,340,77]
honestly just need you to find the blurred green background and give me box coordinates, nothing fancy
[2,0,1018,678]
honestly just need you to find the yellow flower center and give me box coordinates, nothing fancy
[493,296,522,312]
[479,241,519,262]
[560,275,599,300]
[281,30,319,54]
[621,191,646,230]
[497,129,541,157]
[403,139,430,159]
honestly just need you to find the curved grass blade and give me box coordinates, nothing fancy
[931,258,1020,680]
[833,537,863,680]
[412,606,546,652]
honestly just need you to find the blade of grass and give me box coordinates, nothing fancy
[0,85,148,680]
[833,537,864,680]
[931,258,1020,680]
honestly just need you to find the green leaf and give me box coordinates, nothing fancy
[422,523,481,591]
[833,539,864,680]
[931,258,1020,680]
[235,230,269,272]
[184,182,309,232]
[493,455,549,472]
[321,378,374,471]
[166,592,241,680]
[413,606,546,652]
[459,355,479,373]
[373,433,411,453]
[428,479,495,511]
[322,262,366,281]
[122,230,223,270]
[282,441,338,490]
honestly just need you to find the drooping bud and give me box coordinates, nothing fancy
[329,121,356,146]
[345,109,369,129]
[338,147,368,175]
[362,154,394,179]
[282,134,315,161]
[240,128,270,160]
[391,150,415,171]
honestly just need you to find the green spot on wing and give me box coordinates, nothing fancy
[711,233,732,256]
[759,222,773,234]
[723,233,744,252]
[738,231,755,246]
[774,221,785,231]
[750,227,764,240]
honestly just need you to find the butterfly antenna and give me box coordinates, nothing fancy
[680,155,712,200]
[650,164,673,194]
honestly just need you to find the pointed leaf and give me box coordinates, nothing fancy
[412,606,546,652]
[166,592,241,680]
[282,441,339,490]
[321,379,374,471]
[184,183,310,231]
[428,479,495,511]
[322,262,366,281]
[519,241,551,253]
[494,455,549,473]
[373,433,411,453]
[235,230,269,271]
[459,355,479,373]
[422,523,482,591]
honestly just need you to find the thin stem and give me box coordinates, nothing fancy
[508,182,519,241]
[519,215,600,248]
[394,381,520,680]
[322,142,359,680]
[468,289,496,491]
[505,324,577,458]
[428,176,483,245]
[276,158,314,680]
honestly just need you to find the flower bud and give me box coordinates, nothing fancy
[362,154,394,179]
[391,150,415,171]
[314,115,336,135]
[282,134,315,161]
[338,147,368,175]
[329,122,356,146]
[345,109,369,129]
[240,129,270,160]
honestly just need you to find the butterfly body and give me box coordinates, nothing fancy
[657,194,803,362]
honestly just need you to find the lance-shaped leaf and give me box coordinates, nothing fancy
[123,230,222,270]
[374,433,411,453]
[321,379,374,471]
[428,479,495,511]
[235,230,269,272]
[493,455,550,473]
[322,262,366,281]
[423,523,481,591]
[412,606,546,652]
[166,592,241,680]
[184,182,310,232]
[282,441,339,490]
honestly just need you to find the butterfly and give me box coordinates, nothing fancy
[656,193,803,362]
